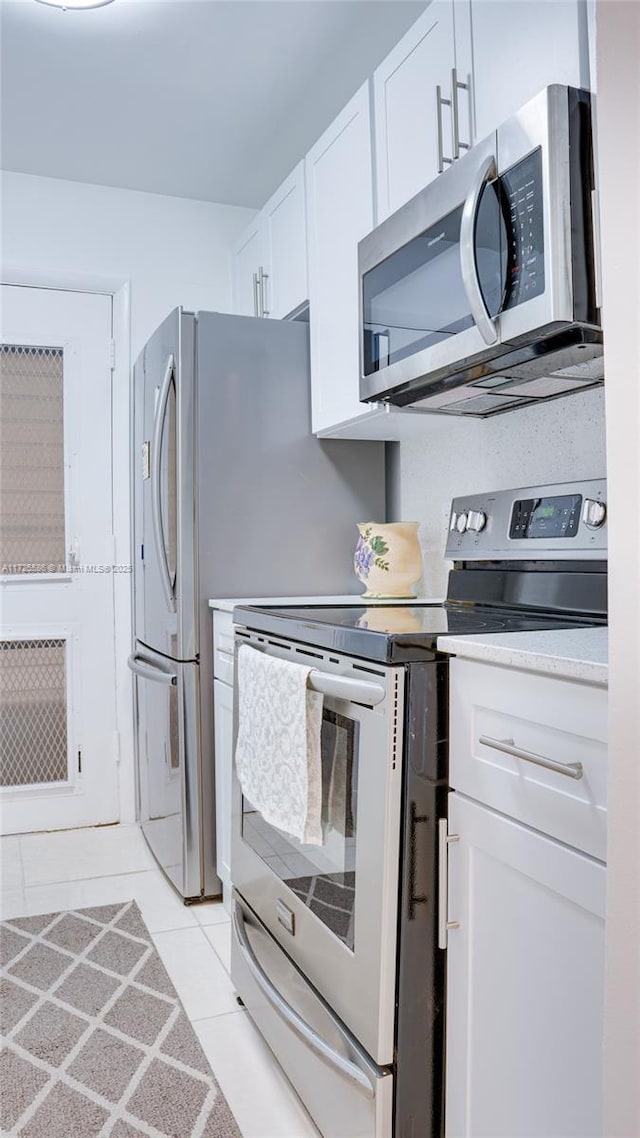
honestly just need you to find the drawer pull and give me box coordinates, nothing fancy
[479,735,584,780]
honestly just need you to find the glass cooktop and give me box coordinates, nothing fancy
[234,602,601,664]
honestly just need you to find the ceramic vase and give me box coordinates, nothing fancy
[354,521,423,599]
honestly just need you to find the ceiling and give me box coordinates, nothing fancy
[1,0,426,208]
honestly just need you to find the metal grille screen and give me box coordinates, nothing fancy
[0,639,68,787]
[0,345,65,574]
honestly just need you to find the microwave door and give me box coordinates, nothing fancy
[359,132,508,405]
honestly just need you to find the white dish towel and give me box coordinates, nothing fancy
[235,644,324,846]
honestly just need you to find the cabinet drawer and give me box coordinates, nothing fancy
[449,659,607,860]
[212,610,234,684]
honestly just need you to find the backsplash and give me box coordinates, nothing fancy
[390,387,607,597]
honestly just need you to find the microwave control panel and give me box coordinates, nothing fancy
[501,147,545,310]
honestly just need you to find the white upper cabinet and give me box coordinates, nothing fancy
[306,82,377,436]
[374,2,462,221]
[373,0,590,223]
[470,0,590,141]
[306,83,435,439]
[262,161,308,320]
[231,161,308,320]
[232,216,265,317]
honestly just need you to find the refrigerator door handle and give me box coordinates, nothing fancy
[127,651,177,686]
[151,354,177,613]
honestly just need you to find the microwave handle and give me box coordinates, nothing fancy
[460,154,500,346]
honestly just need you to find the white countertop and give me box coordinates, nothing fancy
[209,595,441,613]
[437,626,608,686]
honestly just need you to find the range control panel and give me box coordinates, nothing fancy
[446,479,607,560]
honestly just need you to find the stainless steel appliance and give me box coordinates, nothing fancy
[230,477,607,1138]
[359,85,602,417]
[128,309,385,901]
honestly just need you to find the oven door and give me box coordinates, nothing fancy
[231,893,393,1138]
[231,629,404,1066]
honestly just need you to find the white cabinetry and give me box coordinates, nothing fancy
[444,656,607,1137]
[232,161,308,320]
[306,83,430,440]
[306,82,374,436]
[212,609,235,911]
[373,0,590,221]
[373,1,472,221]
[470,1,590,142]
[445,792,605,1137]
[232,217,265,318]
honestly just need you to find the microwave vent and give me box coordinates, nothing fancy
[548,356,605,381]
[479,375,597,399]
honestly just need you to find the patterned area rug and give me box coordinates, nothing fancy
[0,901,242,1137]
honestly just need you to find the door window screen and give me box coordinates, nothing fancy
[0,345,65,574]
[0,639,68,786]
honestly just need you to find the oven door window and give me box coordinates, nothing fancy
[241,707,359,951]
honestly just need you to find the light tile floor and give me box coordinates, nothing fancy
[0,823,321,1138]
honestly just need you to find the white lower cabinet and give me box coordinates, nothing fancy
[212,609,235,911]
[445,791,605,1138]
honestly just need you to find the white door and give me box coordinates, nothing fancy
[0,285,120,834]
[445,792,606,1137]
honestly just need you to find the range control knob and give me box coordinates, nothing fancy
[449,511,458,532]
[466,509,487,533]
[582,498,606,529]
[455,512,468,534]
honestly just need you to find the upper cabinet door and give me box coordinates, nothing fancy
[373,2,457,222]
[262,160,308,320]
[471,0,590,141]
[306,82,376,435]
[232,218,264,317]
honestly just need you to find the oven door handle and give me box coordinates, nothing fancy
[232,905,377,1097]
[307,670,385,707]
[460,153,500,346]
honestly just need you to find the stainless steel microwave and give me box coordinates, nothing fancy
[358,85,603,417]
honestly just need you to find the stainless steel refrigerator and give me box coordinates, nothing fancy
[129,309,385,901]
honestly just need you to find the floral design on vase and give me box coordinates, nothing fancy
[354,521,423,599]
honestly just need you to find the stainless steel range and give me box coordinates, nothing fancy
[230,478,607,1138]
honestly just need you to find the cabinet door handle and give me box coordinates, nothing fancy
[252,271,260,317]
[451,68,471,158]
[259,266,270,317]
[479,735,584,780]
[436,85,454,173]
[438,818,460,949]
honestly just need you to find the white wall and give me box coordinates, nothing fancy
[0,171,255,358]
[0,170,255,824]
[596,3,640,1132]
[394,387,606,595]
